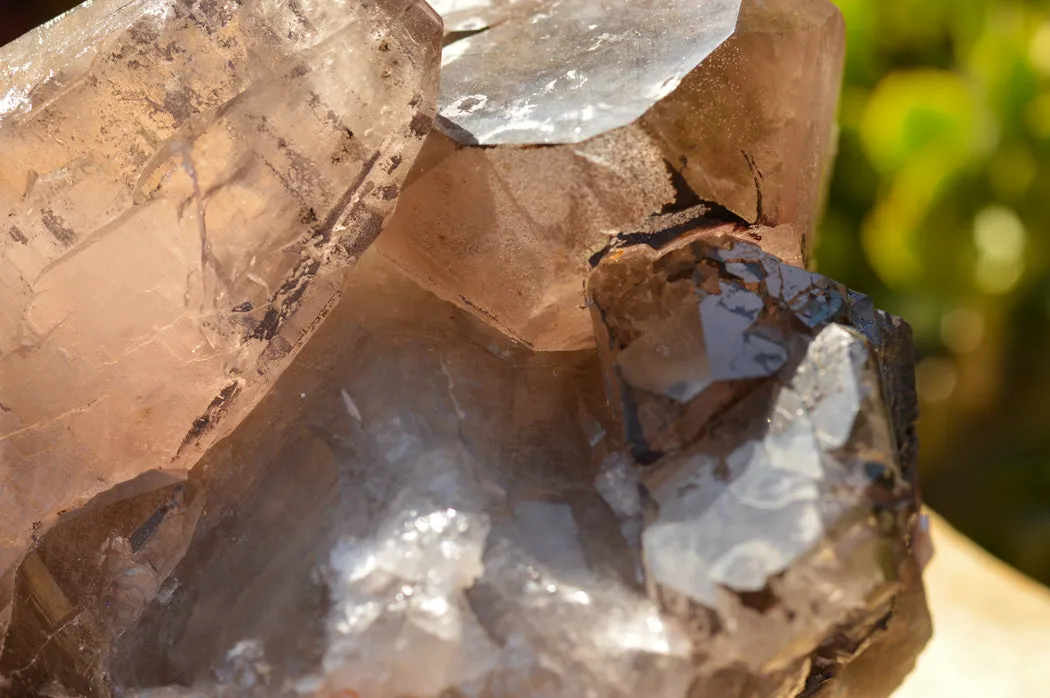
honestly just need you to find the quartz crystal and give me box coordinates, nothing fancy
[0,0,442,625]
[436,0,740,144]
[588,211,930,696]
[0,0,929,696]
[376,0,844,350]
[0,214,928,696]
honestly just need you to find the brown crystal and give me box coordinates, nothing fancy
[0,0,442,617]
[376,0,843,350]
[641,0,846,246]
[0,1,930,695]
[587,213,930,696]
[375,126,679,350]
[2,209,927,694]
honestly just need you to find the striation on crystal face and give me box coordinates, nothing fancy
[376,0,844,350]
[0,0,442,613]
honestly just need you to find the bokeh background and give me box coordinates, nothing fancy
[820,0,1050,585]
[3,0,1050,585]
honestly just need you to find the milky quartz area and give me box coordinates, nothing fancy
[0,0,440,594]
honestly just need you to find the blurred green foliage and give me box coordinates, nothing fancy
[822,0,1050,583]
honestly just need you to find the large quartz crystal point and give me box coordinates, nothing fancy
[0,249,691,697]
[376,0,843,351]
[587,209,931,697]
[0,0,442,616]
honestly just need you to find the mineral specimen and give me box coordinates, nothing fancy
[0,0,442,623]
[588,212,930,696]
[0,0,930,696]
[376,0,844,350]
[0,219,928,695]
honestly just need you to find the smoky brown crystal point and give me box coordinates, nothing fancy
[0,0,441,616]
[0,0,930,696]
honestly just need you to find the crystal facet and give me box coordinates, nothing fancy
[588,218,929,697]
[1,217,927,695]
[377,0,845,350]
[0,0,926,695]
[0,0,442,605]
[641,0,846,238]
[436,0,740,144]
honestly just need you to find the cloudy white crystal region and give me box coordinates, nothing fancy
[643,324,881,608]
[437,0,742,144]
[315,433,695,698]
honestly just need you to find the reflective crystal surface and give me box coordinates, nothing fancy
[587,217,930,697]
[0,1,926,696]
[437,0,740,144]
[377,0,844,350]
[0,0,442,605]
[0,217,927,695]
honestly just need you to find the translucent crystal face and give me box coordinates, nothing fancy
[588,234,909,639]
[436,0,741,144]
[0,1,927,696]
[378,0,845,351]
[0,0,441,575]
[643,323,886,607]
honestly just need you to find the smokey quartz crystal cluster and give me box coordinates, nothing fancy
[0,0,931,696]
